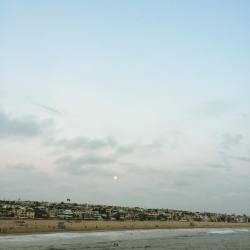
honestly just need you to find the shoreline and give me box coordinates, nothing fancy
[1,220,250,235]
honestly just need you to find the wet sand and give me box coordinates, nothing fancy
[1,219,250,235]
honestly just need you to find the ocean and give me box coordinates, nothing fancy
[0,228,250,249]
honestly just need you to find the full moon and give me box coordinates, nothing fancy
[113,175,118,181]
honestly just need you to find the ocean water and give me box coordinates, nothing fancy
[0,228,250,250]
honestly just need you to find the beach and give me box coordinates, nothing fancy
[1,219,250,235]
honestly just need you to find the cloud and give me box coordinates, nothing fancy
[204,163,230,170]
[50,136,117,151]
[116,145,135,155]
[55,154,117,175]
[165,164,228,190]
[46,135,170,158]
[177,167,215,179]
[119,162,168,176]
[56,154,116,165]
[0,111,52,138]
[0,163,52,199]
[197,99,235,117]
[234,156,250,162]
[218,152,250,164]
[6,163,35,171]
[221,133,243,149]
[142,139,167,151]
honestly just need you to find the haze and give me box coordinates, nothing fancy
[0,0,250,214]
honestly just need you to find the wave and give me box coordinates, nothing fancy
[208,228,249,234]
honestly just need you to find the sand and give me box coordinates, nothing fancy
[0,219,250,235]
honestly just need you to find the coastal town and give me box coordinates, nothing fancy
[0,199,249,223]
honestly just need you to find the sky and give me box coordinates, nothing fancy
[0,0,250,214]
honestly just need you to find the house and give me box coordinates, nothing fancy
[58,209,73,219]
[26,209,35,219]
[15,207,27,219]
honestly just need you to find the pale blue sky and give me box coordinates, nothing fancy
[0,0,250,214]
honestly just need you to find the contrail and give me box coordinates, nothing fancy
[31,101,62,115]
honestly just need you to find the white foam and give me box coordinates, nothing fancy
[234,228,249,232]
[208,228,250,235]
[208,229,235,234]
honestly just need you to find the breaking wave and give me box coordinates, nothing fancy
[208,228,249,234]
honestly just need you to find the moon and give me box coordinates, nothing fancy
[113,175,118,181]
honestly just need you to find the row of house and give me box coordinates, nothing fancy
[0,200,249,223]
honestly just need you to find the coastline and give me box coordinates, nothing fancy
[1,219,250,235]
